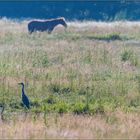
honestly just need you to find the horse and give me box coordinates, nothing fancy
[28,17,67,34]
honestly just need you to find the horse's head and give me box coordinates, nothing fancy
[59,17,67,28]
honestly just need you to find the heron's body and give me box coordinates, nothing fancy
[19,82,30,109]
[0,105,5,121]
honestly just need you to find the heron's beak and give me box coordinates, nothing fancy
[18,83,22,85]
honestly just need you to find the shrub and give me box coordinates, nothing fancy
[72,102,88,114]
[42,95,56,104]
[121,50,133,61]
[55,101,68,114]
[121,49,138,66]
[49,83,61,94]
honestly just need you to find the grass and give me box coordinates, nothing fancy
[0,18,140,138]
[0,112,140,139]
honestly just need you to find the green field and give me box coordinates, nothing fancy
[0,19,140,138]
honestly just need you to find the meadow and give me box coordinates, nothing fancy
[0,18,140,138]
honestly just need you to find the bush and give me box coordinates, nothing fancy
[55,101,69,114]
[49,83,61,94]
[72,102,88,114]
[121,49,138,66]
[43,95,56,104]
[121,50,133,61]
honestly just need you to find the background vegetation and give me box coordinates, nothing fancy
[0,19,140,115]
[0,1,140,21]
[0,19,140,138]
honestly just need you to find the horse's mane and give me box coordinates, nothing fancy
[30,17,66,22]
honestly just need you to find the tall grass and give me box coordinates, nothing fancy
[0,19,139,114]
[0,19,139,115]
[0,18,140,138]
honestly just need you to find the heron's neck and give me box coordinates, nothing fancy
[22,85,25,95]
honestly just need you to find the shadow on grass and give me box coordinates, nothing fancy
[53,32,131,42]
[85,33,127,42]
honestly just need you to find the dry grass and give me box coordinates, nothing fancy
[0,111,140,139]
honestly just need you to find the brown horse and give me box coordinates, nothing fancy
[28,17,67,34]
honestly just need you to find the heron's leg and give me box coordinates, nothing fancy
[0,105,5,122]
[22,106,28,122]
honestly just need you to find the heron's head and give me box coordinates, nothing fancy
[18,82,24,87]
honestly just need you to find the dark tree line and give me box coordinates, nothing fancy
[0,1,140,21]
